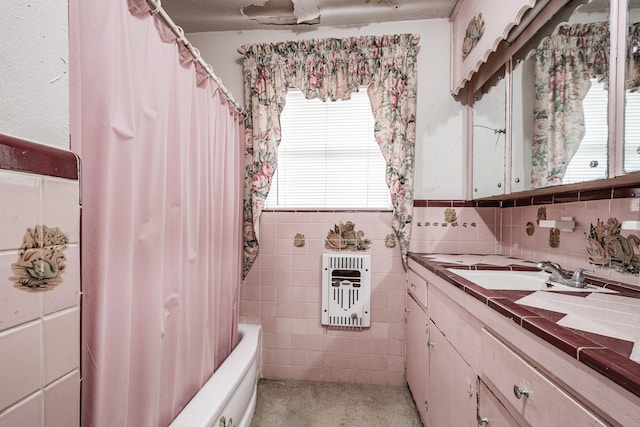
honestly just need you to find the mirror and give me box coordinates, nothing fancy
[624,0,640,172]
[472,72,507,198]
[511,0,610,191]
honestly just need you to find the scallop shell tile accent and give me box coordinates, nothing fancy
[324,221,371,251]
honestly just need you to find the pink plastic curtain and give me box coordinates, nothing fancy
[69,1,244,426]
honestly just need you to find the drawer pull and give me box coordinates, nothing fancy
[513,385,530,399]
[478,416,489,425]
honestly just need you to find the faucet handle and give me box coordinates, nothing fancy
[548,261,562,270]
[571,268,593,282]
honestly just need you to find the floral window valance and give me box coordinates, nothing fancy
[239,34,419,277]
[627,22,640,91]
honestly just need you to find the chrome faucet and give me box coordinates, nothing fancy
[536,261,591,288]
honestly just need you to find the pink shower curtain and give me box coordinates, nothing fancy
[69,1,244,426]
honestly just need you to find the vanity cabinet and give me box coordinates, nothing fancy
[481,329,607,426]
[406,294,428,424]
[405,258,640,427]
[406,269,429,423]
[427,319,478,427]
[477,380,520,426]
[406,290,477,427]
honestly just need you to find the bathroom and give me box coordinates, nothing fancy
[1,0,640,426]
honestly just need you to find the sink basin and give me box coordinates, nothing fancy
[447,269,616,293]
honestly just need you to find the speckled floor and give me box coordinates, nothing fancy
[250,379,423,427]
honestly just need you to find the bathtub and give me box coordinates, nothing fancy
[169,323,262,427]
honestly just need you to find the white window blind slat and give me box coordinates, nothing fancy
[563,78,608,183]
[624,89,640,172]
[266,89,390,209]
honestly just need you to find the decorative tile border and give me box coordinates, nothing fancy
[0,134,79,180]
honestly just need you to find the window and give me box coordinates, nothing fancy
[265,88,390,209]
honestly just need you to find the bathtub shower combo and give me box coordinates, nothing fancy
[170,323,262,427]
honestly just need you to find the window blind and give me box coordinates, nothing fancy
[624,89,640,172]
[265,88,390,209]
[563,78,608,183]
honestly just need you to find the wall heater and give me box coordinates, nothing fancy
[321,253,371,328]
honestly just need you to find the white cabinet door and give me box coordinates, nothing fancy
[406,294,428,424]
[477,380,521,427]
[427,320,477,427]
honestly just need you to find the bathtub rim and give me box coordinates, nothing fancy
[168,322,262,427]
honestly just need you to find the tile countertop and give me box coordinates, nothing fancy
[408,252,640,399]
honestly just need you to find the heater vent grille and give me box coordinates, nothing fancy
[321,254,371,328]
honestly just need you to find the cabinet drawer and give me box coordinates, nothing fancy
[407,269,427,308]
[481,329,606,427]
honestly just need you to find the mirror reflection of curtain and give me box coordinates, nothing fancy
[531,22,609,188]
[627,22,640,91]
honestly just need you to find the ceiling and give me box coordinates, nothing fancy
[160,0,458,33]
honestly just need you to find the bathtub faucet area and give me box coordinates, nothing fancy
[536,261,592,288]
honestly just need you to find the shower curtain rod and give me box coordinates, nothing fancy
[145,0,244,115]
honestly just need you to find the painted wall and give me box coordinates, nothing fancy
[188,19,467,200]
[1,1,69,149]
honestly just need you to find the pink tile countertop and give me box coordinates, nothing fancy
[408,252,640,399]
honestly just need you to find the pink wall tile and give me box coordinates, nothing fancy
[0,321,41,411]
[0,391,42,427]
[0,171,41,251]
[42,178,80,244]
[251,198,640,388]
[247,211,406,386]
[44,370,80,427]
[43,308,80,385]
[610,197,640,222]
[503,197,640,285]
[43,245,81,316]
[0,252,41,333]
